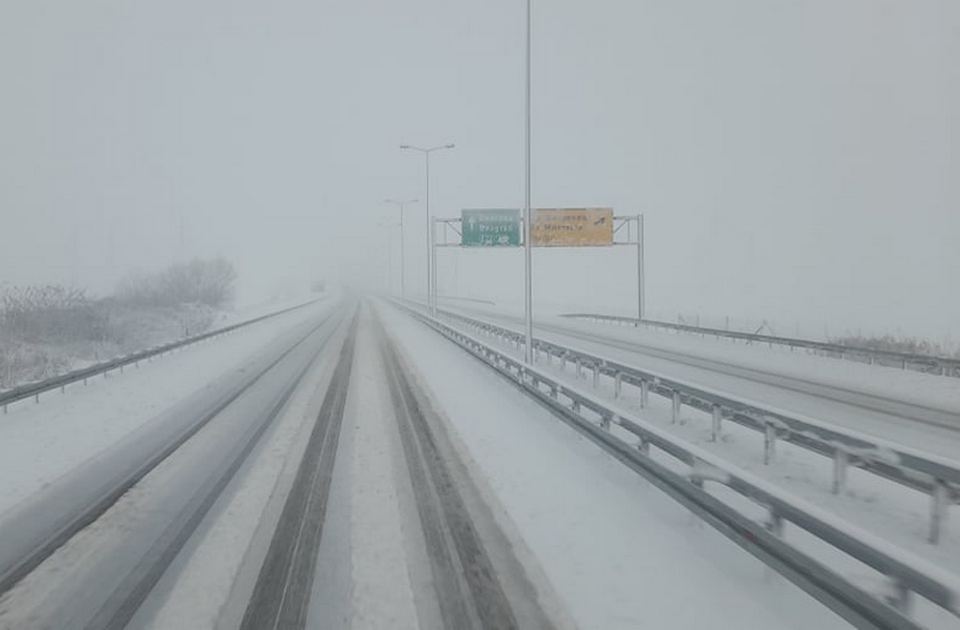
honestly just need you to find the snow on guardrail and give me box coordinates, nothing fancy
[560,312,960,378]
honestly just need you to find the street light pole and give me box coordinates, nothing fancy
[385,226,394,294]
[523,0,534,364]
[384,198,418,300]
[431,215,439,311]
[400,143,455,315]
[426,152,433,310]
[637,213,645,320]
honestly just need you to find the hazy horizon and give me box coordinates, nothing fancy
[2,0,957,339]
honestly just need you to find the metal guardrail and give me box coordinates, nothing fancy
[436,295,497,306]
[0,298,324,412]
[422,303,960,546]
[392,300,960,629]
[560,313,960,378]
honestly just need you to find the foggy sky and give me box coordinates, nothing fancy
[1,1,957,339]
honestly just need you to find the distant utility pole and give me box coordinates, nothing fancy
[384,198,418,299]
[400,143,455,314]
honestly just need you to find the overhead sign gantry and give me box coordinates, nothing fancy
[432,208,645,319]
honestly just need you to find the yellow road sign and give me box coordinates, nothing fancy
[531,208,613,247]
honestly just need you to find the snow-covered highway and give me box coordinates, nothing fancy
[0,294,956,629]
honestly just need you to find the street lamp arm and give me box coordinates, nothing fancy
[399,144,455,154]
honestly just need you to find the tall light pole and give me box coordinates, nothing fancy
[384,198,418,300]
[637,213,645,320]
[523,0,534,364]
[400,143,455,314]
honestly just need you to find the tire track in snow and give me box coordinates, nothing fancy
[240,310,359,630]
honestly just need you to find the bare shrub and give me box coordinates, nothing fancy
[0,285,108,343]
[117,258,237,308]
[0,340,74,389]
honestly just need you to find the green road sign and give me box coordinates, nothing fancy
[461,209,521,247]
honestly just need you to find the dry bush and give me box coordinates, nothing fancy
[0,285,108,343]
[0,340,68,389]
[117,258,237,308]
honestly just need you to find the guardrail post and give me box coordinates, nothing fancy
[640,380,649,408]
[929,480,950,544]
[601,413,612,431]
[575,358,582,379]
[671,391,681,423]
[832,448,848,494]
[763,423,776,464]
[637,437,650,455]
[34,393,39,404]
[592,364,600,388]
[885,578,913,616]
[711,405,722,441]
[571,400,581,414]
[614,373,622,398]
[766,508,784,537]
